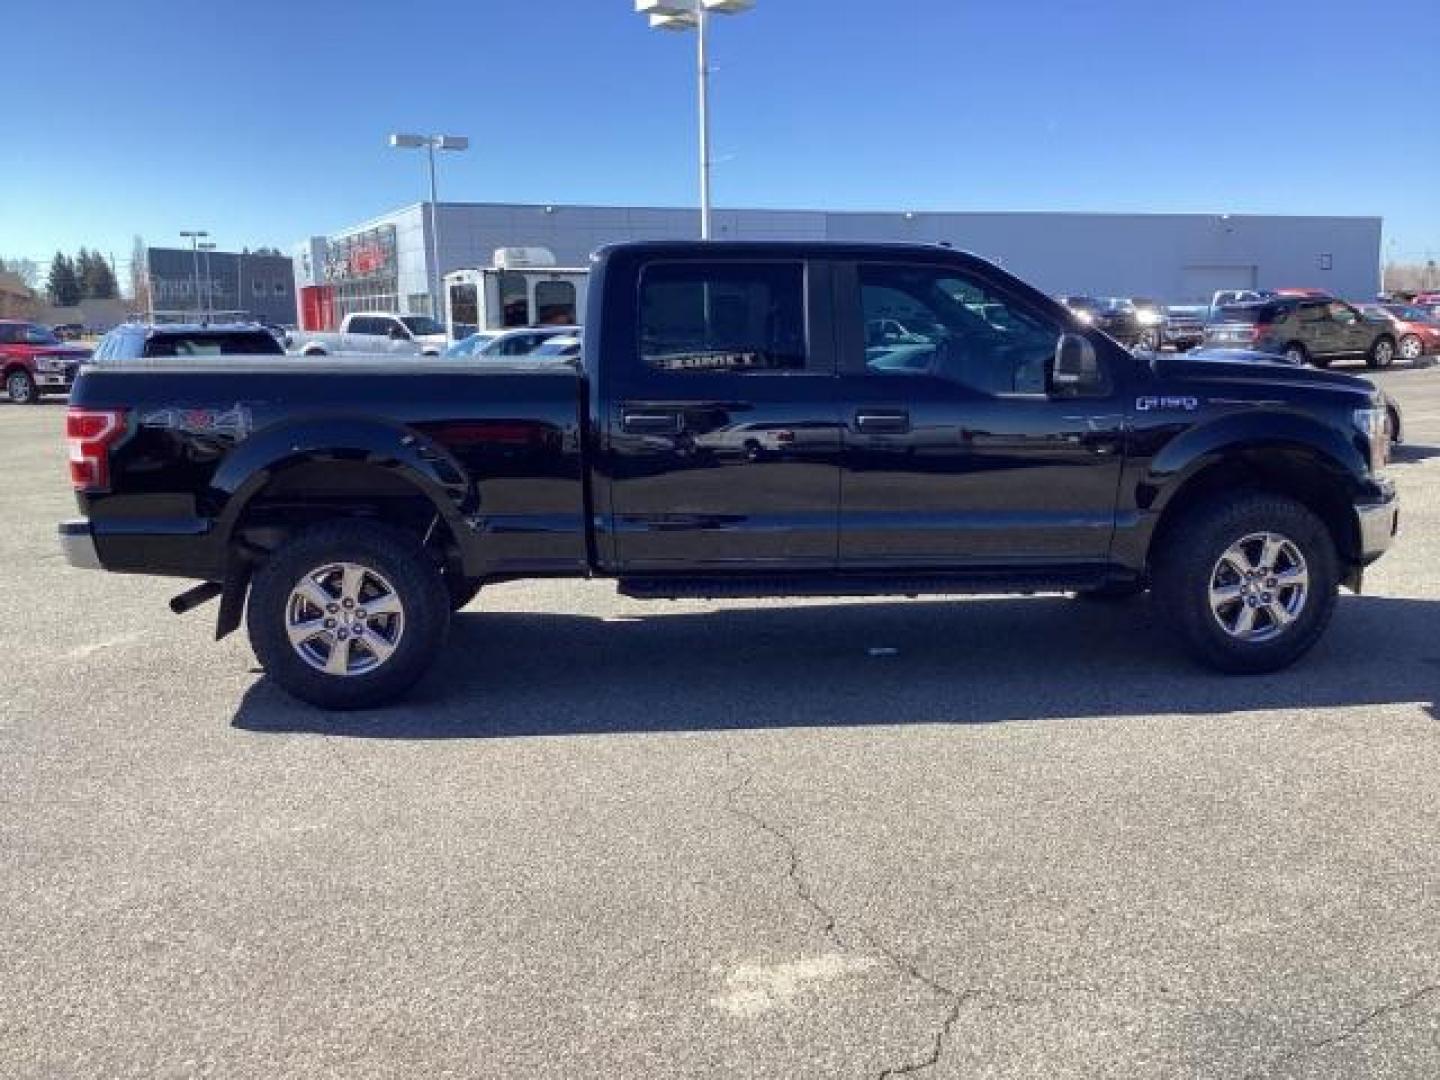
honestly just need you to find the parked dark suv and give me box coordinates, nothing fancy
[1056,296,1143,347]
[91,322,286,361]
[1203,299,1398,369]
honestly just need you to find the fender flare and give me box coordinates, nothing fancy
[1139,411,1366,517]
[211,415,474,558]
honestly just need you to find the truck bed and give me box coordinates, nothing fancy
[71,356,589,581]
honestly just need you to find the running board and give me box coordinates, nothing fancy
[617,569,1122,601]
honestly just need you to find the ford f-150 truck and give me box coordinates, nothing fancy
[288,312,448,357]
[2,320,92,402]
[59,241,1399,709]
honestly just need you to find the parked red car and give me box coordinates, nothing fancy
[1413,292,1440,317]
[1364,304,1440,363]
[0,321,92,403]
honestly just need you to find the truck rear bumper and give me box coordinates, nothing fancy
[1355,490,1399,564]
[59,520,102,570]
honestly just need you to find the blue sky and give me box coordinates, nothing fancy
[4,0,1437,279]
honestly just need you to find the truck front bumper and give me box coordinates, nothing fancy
[59,520,102,570]
[1355,486,1399,564]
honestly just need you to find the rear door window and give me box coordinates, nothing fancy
[638,262,808,374]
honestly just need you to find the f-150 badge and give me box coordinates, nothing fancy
[1136,396,1199,412]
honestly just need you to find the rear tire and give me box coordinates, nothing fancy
[6,369,38,404]
[1367,336,1396,369]
[247,521,451,709]
[1152,492,1338,674]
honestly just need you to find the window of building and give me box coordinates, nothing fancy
[638,262,807,374]
[406,294,432,317]
[857,264,1058,395]
[535,280,577,326]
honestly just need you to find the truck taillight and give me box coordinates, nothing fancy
[66,407,127,492]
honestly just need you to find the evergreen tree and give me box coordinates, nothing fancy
[77,248,118,299]
[46,252,81,306]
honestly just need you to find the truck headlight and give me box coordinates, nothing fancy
[36,355,66,373]
[1354,406,1389,470]
[1136,310,1162,326]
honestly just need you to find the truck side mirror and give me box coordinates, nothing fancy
[1050,333,1102,396]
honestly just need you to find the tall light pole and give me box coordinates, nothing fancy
[389,132,470,319]
[179,230,208,317]
[198,242,217,319]
[635,1,754,240]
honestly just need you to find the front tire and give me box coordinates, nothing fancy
[1152,493,1338,674]
[1367,336,1396,369]
[247,521,451,709]
[6,369,38,404]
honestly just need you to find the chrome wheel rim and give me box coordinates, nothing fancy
[1401,336,1422,360]
[1209,532,1308,643]
[8,373,31,401]
[1375,341,1394,366]
[286,562,404,676]
[1284,347,1304,364]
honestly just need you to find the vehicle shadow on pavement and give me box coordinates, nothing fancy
[1392,443,1440,465]
[232,593,1440,738]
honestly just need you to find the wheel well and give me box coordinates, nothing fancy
[1151,449,1359,571]
[232,460,461,574]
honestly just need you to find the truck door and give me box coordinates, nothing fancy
[602,257,842,570]
[834,260,1127,565]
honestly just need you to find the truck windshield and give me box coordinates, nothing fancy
[400,316,444,337]
[23,324,62,346]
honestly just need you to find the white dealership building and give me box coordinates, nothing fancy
[292,201,1381,328]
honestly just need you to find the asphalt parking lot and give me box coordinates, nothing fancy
[2,367,1438,1079]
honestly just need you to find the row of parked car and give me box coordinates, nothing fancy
[0,316,588,403]
[1056,289,1440,369]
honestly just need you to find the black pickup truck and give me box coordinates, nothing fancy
[60,241,1399,709]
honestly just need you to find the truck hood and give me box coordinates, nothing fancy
[9,343,92,358]
[1154,348,1377,397]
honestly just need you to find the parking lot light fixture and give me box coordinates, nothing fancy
[198,242,217,318]
[634,0,756,240]
[179,230,208,317]
[389,132,471,320]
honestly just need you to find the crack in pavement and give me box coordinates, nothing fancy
[720,758,971,1079]
[1245,984,1440,1078]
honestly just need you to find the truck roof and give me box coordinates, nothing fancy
[593,239,979,261]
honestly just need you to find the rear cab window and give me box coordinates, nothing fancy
[144,332,285,357]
